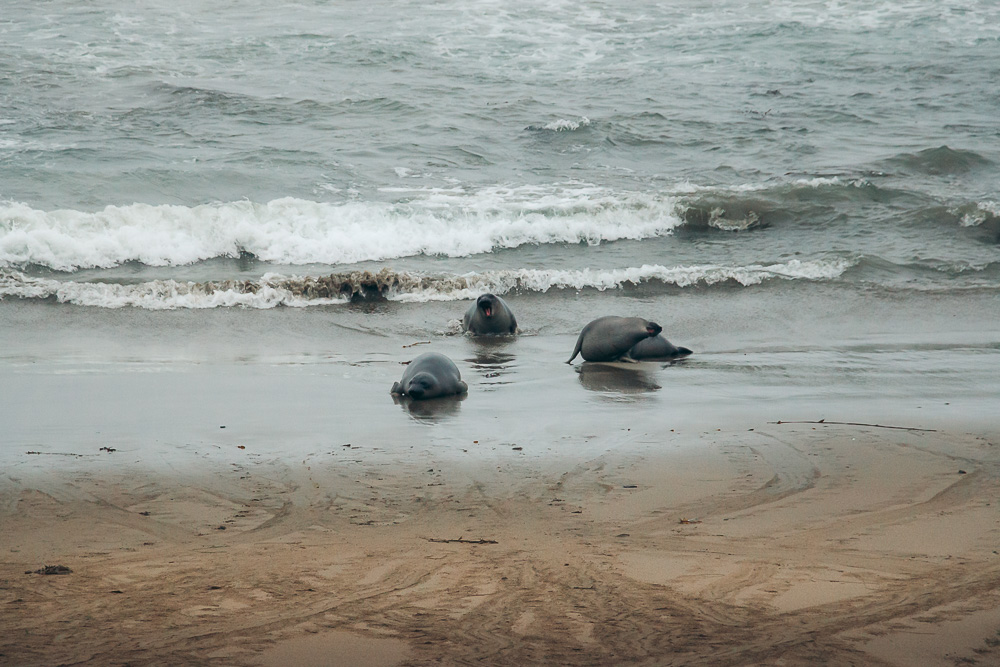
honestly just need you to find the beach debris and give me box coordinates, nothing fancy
[623,484,638,489]
[403,340,431,348]
[28,565,72,575]
[427,537,498,544]
[615,533,630,538]
[237,445,245,450]
[770,420,937,432]
[99,446,116,453]
[139,511,151,516]
[958,470,967,474]
[679,518,702,525]
[512,446,523,451]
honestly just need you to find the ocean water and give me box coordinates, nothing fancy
[1,0,998,455]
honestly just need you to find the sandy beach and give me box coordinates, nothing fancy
[4,0,1000,663]
[3,417,999,666]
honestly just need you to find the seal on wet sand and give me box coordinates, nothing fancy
[462,293,517,335]
[628,334,693,360]
[390,351,469,400]
[566,316,662,363]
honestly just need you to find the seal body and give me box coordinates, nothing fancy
[463,294,517,335]
[567,316,662,363]
[390,351,468,400]
[628,334,693,360]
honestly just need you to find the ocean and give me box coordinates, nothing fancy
[1,0,998,460]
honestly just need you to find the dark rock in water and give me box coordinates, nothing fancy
[30,565,72,575]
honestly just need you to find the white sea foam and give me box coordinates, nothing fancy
[959,201,999,227]
[0,258,853,309]
[793,177,842,187]
[541,117,591,132]
[0,271,348,310]
[391,258,853,302]
[0,186,683,271]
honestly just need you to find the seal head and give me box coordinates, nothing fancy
[628,334,693,360]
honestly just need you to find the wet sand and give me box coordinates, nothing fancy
[2,288,1000,665]
[3,416,999,666]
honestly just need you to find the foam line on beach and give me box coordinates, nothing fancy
[0,258,852,309]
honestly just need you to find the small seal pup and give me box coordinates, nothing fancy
[566,316,662,363]
[462,293,517,335]
[628,334,693,360]
[390,351,468,400]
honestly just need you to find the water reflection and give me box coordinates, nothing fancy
[392,393,466,422]
[465,337,517,385]
[576,362,661,398]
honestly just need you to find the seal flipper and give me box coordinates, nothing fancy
[457,380,469,394]
[676,346,693,356]
[567,330,585,363]
[390,381,404,395]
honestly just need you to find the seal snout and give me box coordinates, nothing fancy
[646,321,663,336]
[477,294,496,318]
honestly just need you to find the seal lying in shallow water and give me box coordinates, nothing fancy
[628,334,693,360]
[566,316,662,363]
[463,294,517,335]
[390,351,468,400]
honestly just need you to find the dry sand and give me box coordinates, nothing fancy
[2,422,999,666]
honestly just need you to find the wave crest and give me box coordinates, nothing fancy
[0,187,683,271]
[0,258,852,309]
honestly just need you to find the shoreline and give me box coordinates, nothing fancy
[3,421,999,665]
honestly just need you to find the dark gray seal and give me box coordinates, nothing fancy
[390,351,468,400]
[566,316,662,363]
[628,334,693,360]
[462,293,517,335]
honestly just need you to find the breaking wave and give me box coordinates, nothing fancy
[0,186,683,271]
[0,258,853,309]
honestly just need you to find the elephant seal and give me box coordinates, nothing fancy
[390,351,468,400]
[463,294,517,335]
[567,316,662,363]
[628,334,693,360]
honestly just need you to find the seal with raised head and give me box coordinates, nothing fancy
[390,351,468,400]
[566,316,662,363]
[462,293,517,335]
[628,334,693,360]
